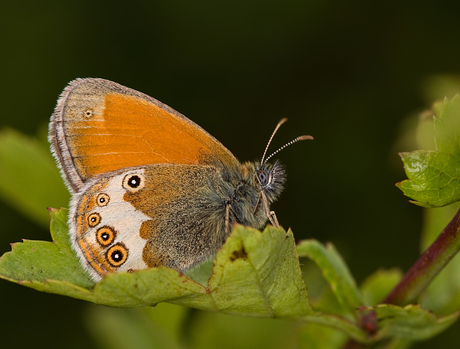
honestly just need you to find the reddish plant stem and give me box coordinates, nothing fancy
[342,206,460,348]
[384,206,460,305]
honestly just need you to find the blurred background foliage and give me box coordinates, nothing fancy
[2,1,460,348]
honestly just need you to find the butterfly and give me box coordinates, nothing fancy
[48,78,312,281]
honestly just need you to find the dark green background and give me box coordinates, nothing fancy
[1,1,459,348]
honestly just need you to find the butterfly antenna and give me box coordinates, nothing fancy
[263,130,313,165]
[260,118,289,165]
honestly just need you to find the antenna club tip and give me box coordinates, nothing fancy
[276,118,288,127]
[299,135,314,141]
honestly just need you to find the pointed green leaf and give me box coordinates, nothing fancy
[0,210,373,342]
[398,95,460,207]
[0,208,94,288]
[178,225,312,317]
[297,240,363,319]
[0,209,312,317]
[0,208,371,341]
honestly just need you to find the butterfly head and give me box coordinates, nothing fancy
[233,120,312,229]
[255,159,286,203]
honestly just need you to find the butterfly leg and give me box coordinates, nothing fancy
[225,202,231,235]
[261,191,280,228]
[252,194,262,215]
[269,211,279,227]
[224,197,244,235]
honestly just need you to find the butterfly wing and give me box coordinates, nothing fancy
[72,164,229,281]
[49,78,239,192]
[71,168,150,280]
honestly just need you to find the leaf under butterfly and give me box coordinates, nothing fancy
[0,208,372,342]
[0,208,310,315]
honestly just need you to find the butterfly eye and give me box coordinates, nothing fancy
[256,169,270,187]
[87,213,101,227]
[96,226,116,246]
[96,193,110,207]
[123,173,145,191]
[106,243,129,267]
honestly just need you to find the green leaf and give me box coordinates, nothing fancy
[183,258,214,286]
[0,128,69,226]
[369,304,459,341]
[300,260,344,316]
[0,208,371,342]
[360,268,403,306]
[297,240,363,319]
[397,95,460,207]
[184,225,312,317]
[0,209,310,316]
[0,208,94,288]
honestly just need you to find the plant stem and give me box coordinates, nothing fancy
[384,206,460,305]
[342,206,460,348]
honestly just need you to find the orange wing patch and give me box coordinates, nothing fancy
[66,93,236,180]
[58,79,238,182]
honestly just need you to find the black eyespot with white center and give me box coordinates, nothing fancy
[96,193,110,207]
[106,243,128,267]
[96,226,116,246]
[87,213,101,227]
[128,175,141,188]
[122,173,145,191]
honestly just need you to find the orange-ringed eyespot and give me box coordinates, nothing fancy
[123,173,145,191]
[106,243,128,267]
[96,193,110,207]
[87,212,101,227]
[96,226,116,246]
